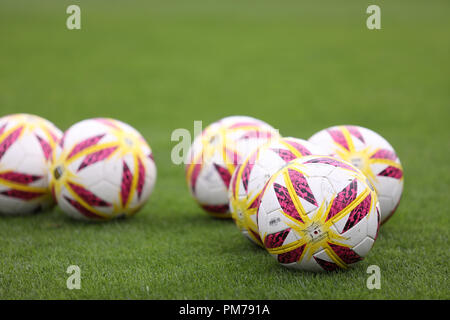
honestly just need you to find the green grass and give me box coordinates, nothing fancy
[0,0,449,299]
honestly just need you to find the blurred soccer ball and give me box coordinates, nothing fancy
[229,137,326,246]
[309,125,403,224]
[0,113,62,215]
[50,118,156,221]
[258,155,380,271]
[185,116,280,218]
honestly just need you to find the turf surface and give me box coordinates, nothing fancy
[0,0,449,299]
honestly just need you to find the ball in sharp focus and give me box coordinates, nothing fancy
[185,115,280,218]
[229,137,327,247]
[308,125,403,224]
[257,155,380,272]
[50,118,156,221]
[0,113,63,215]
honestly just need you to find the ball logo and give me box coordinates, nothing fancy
[349,156,363,170]
[269,217,281,226]
[305,223,327,243]
[209,134,219,145]
[53,166,64,180]
[124,137,134,147]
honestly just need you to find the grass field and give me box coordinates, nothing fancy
[0,0,449,299]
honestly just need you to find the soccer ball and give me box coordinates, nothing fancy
[308,125,403,224]
[257,155,380,271]
[0,113,62,215]
[50,118,156,221]
[229,137,327,246]
[185,116,280,218]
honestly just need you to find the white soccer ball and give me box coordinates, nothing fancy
[185,116,280,218]
[0,113,62,215]
[258,155,380,271]
[229,137,327,246]
[308,125,403,224]
[50,118,157,221]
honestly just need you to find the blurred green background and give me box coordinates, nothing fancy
[0,0,448,299]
